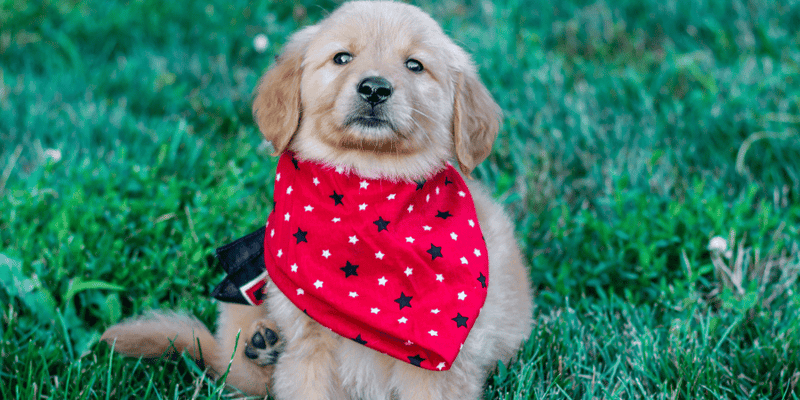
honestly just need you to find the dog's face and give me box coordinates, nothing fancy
[253,1,499,180]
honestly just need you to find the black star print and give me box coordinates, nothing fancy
[427,244,443,260]
[329,190,344,206]
[415,180,426,190]
[293,227,308,244]
[477,272,487,288]
[394,292,413,310]
[373,216,390,232]
[444,176,453,186]
[291,157,300,170]
[340,261,359,278]
[408,354,425,367]
[452,313,469,328]
[435,210,453,219]
[353,334,368,345]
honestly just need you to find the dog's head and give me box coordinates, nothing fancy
[253,1,499,180]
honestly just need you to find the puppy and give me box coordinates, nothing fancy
[103,1,533,398]
[252,2,533,399]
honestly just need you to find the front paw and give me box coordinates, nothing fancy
[244,322,282,366]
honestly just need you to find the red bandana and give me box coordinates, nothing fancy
[264,152,489,371]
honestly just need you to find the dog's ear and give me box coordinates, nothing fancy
[252,27,317,155]
[452,70,500,177]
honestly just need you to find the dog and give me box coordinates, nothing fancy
[102,1,533,399]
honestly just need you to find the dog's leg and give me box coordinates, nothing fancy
[389,356,486,400]
[215,302,282,396]
[267,287,348,400]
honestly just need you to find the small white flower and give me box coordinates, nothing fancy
[708,236,728,253]
[253,34,269,53]
[44,148,62,162]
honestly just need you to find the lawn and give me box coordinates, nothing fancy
[2,0,800,398]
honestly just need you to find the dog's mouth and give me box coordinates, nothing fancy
[343,114,396,131]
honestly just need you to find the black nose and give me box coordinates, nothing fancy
[357,76,393,105]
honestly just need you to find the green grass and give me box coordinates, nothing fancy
[2,0,800,398]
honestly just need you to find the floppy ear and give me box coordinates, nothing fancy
[452,70,500,177]
[252,27,317,155]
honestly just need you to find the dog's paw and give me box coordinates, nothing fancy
[244,322,282,366]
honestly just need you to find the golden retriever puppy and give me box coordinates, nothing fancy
[252,2,533,399]
[102,1,532,398]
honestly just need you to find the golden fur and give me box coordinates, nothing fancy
[102,1,533,398]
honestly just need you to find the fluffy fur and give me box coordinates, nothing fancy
[254,2,533,399]
[102,1,533,399]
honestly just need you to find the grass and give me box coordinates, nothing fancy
[2,0,800,398]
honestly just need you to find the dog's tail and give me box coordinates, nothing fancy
[101,311,221,370]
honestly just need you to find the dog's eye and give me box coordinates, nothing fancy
[333,52,353,65]
[405,59,424,73]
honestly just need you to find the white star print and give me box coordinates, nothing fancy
[468,219,475,227]
[314,280,323,289]
[304,205,314,212]
[359,203,368,211]
[277,249,283,258]
[428,330,438,336]
[290,263,298,272]
[276,173,281,182]
[426,194,430,202]
[431,309,440,314]
[435,187,440,195]
[286,186,293,194]
[457,291,467,300]
[313,177,320,185]
[404,267,413,276]
[349,292,358,298]
[458,191,466,197]
[378,276,388,286]
[474,249,482,257]
[407,205,414,212]
[387,193,396,200]
[450,232,458,240]
[436,274,444,282]
[270,229,275,237]
[371,308,380,314]
[296,288,304,295]
[375,251,385,260]
[349,235,359,244]
[405,237,415,243]
[335,166,344,174]
[404,340,414,346]
[436,362,446,370]
[398,317,408,324]
[322,250,331,258]
[423,225,432,231]
[360,180,369,189]
[332,217,341,223]
[284,213,290,221]
[460,257,468,265]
